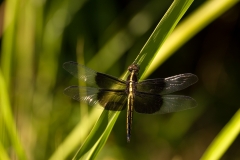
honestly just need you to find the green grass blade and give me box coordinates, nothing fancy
[0,69,27,160]
[49,109,102,160]
[72,0,193,159]
[0,141,10,160]
[1,0,19,87]
[73,111,118,160]
[201,109,240,160]
[135,0,194,78]
[144,0,238,78]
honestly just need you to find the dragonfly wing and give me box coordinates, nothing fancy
[64,86,127,111]
[134,92,197,114]
[137,73,198,95]
[157,95,197,114]
[63,61,126,89]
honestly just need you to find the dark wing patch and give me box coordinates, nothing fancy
[95,73,126,90]
[63,61,126,89]
[97,89,127,111]
[64,86,127,111]
[137,73,198,95]
[134,92,197,114]
[134,92,163,114]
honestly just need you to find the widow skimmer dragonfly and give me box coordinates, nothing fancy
[63,61,198,142]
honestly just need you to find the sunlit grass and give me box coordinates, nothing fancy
[201,109,240,160]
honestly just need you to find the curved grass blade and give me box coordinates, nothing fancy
[73,111,117,160]
[134,0,194,78]
[201,109,240,160]
[72,0,194,159]
[144,0,238,78]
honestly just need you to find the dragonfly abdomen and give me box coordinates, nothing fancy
[127,93,134,143]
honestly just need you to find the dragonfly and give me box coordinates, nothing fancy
[63,61,198,142]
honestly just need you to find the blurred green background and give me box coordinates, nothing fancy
[0,0,239,159]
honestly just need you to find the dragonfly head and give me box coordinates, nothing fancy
[128,64,140,74]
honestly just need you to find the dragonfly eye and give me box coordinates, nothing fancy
[128,64,140,73]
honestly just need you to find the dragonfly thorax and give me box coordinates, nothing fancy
[126,67,138,95]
